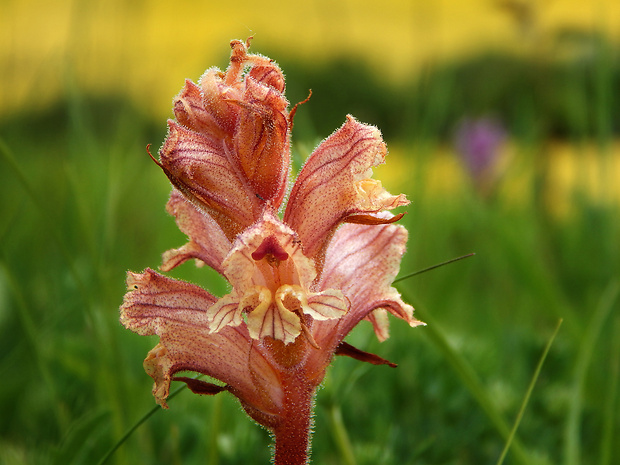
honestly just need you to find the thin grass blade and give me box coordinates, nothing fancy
[399,292,532,465]
[495,318,563,465]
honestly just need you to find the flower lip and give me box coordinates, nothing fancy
[251,235,290,262]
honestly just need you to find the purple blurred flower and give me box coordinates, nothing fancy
[454,117,507,183]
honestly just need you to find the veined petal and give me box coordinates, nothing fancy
[247,59,285,92]
[120,269,282,415]
[274,284,346,321]
[142,327,282,415]
[354,179,407,211]
[305,289,348,320]
[207,293,244,333]
[121,268,214,335]
[158,120,259,240]
[199,67,243,133]
[364,308,390,343]
[161,190,231,274]
[173,78,228,139]
[315,221,424,347]
[232,77,290,206]
[252,296,300,344]
[284,115,408,258]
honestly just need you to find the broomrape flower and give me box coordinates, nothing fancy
[120,38,423,464]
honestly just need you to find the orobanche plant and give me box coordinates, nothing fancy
[120,38,423,464]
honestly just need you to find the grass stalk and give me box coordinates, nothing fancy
[96,378,199,465]
[0,138,91,308]
[394,253,475,284]
[0,252,68,432]
[565,280,620,465]
[207,394,222,465]
[599,314,620,465]
[328,403,357,465]
[495,318,563,465]
[400,292,532,465]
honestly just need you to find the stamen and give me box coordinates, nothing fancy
[299,320,320,349]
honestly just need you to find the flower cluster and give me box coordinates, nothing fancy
[120,38,422,464]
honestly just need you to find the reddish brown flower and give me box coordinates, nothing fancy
[120,38,423,464]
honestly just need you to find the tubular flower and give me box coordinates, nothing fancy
[120,38,423,465]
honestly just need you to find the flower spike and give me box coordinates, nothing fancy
[121,39,422,465]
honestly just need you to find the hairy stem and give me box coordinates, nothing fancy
[272,372,315,465]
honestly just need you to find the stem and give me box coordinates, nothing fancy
[272,372,315,465]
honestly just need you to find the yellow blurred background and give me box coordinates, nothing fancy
[2,0,620,217]
[2,0,619,121]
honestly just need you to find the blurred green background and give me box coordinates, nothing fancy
[1,0,619,464]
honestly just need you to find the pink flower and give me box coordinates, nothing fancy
[454,117,507,194]
[120,38,423,464]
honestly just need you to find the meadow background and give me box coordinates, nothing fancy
[1,0,619,464]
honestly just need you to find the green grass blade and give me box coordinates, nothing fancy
[400,292,532,465]
[207,394,223,465]
[96,404,160,465]
[495,318,563,465]
[599,314,620,465]
[565,280,620,465]
[96,379,200,465]
[0,252,68,432]
[328,403,357,465]
[394,253,475,283]
[0,137,91,306]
